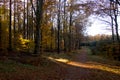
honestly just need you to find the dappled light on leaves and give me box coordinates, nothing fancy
[15,35,34,52]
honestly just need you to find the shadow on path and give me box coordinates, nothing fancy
[48,47,120,80]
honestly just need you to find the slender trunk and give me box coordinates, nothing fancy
[17,14,20,32]
[27,0,29,39]
[55,28,57,51]
[3,0,6,19]
[14,0,16,38]
[63,0,66,52]
[57,0,61,54]
[69,11,72,51]
[0,15,2,49]
[8,0,12,51]
[111,17,115,42]
[114,1,120,42]
[13,0,16,48]
[114,15,119,42]
[114,0,120,56]
[40,28,43,52]
[30,0,34,40]
[50,14,54,50]
[17,1,20,32]
[50,26,54,50]
[31,7,34,40]
[23,0,26,39]
[110,1,115,42]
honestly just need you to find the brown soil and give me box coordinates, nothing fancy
[0,47,120,80]
[57,48,120,80]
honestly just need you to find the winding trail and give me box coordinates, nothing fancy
[57,47,120,80]
[64,48,89,80]
[0,47,120,80]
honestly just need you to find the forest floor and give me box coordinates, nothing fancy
[0,47,120,80]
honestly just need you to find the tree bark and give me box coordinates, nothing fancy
[69,10,72,51]
[8,0,12,51]
[0,15,2,50]
[23,0,26,39]
[34,0,44,54]
[110,1,115,42]
[57,0,61,54]
[13,0,17,48]
[27,0,29,39]
[113,1,120,42]
[63,0,67,52]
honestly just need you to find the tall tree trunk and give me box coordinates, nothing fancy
[8,0,12,51]
[113,0,120,57]
[17,4,21,33]
[23,0,26,39]
[13,0,16,48]
[34,0,44,54]
[111,16,115,42]
[114,1,120,42]
[50,26,54,50]
[31,7,34,40]
[3,0,6,19]
[27,0,29,39]
[69,11,72,51]
[110,1,115,42]
[63,0,67,52]
[0,15,1,49]
[57,0,61,54]
[114,14,119,42]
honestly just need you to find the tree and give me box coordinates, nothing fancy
[63,0,67,52]
[57,0,61,54]
[0,13,1,50]
[13,0,17,48]
[23,0,26,39]
[26,0,29,39]
[110,1,115,42]
[68,0,73,51]
[8,0,12,51]
[0,0,95,53]
[113,0,120,42]
[93,0,120,42]
[34,0,44,54]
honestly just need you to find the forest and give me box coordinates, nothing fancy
[0,0,120,80]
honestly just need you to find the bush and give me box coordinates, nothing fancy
[89,40,120,60]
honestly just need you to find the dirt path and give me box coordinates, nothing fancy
[0,47,120,80]
[64,48,89,80]
[59,47,120,80]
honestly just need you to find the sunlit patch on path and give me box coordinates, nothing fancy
[68,61,120,75]
[46,47,120,76]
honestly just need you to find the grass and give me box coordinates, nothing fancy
[86,47,120,75]
[87,47,120,66]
